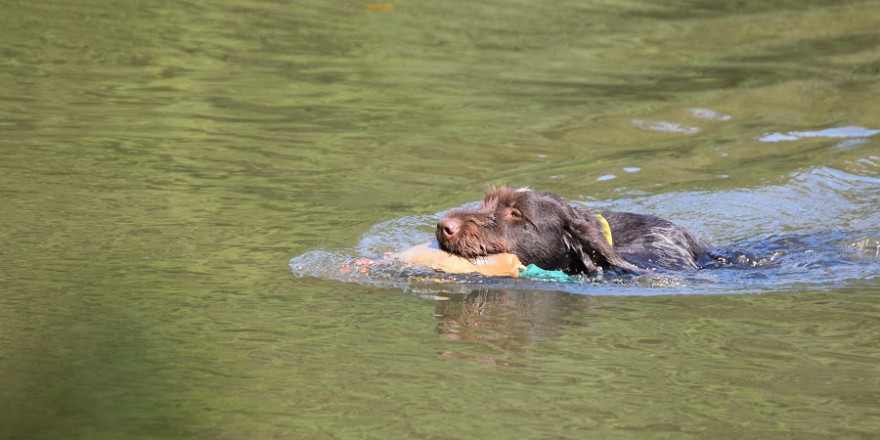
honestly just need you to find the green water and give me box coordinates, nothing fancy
[2,0,880,438]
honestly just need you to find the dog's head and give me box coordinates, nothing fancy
[436,186,644,275]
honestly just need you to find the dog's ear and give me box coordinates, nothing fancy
[563,214,647,275]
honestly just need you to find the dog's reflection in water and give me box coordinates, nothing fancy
[432,289,597,366]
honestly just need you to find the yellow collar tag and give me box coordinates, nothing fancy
[595,214,613,247]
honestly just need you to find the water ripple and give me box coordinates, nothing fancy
[292,164,880,296]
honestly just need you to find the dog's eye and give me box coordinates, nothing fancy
[509,209,523,219]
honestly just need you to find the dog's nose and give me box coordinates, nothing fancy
[437,218,461,239]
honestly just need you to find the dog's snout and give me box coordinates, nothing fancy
[437,217,461,239]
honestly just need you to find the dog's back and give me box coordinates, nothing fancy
[598,210,711,270]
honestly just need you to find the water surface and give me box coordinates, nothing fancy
[2,0,880,439]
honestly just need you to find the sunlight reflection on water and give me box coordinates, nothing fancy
[632,119,702,134]
[758,125,879,142]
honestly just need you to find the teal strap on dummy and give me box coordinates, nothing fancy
[518,264,578,283]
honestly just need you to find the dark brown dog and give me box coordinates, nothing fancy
[436,187,711,275]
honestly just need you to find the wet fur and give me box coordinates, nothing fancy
[436,187,710,275]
